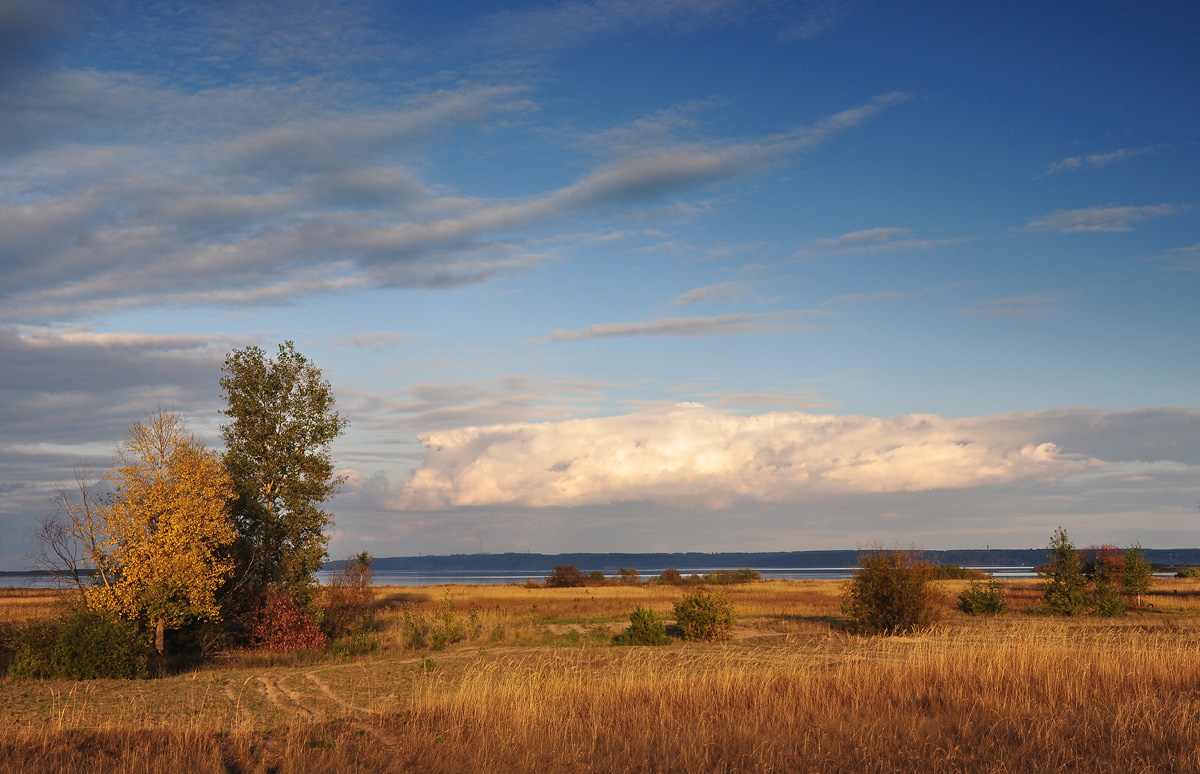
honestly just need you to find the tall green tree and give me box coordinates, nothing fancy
[220,341,348,611]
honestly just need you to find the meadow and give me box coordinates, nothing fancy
[2,577,1200,773]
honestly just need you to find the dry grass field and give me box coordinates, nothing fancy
[3,577,1200,773]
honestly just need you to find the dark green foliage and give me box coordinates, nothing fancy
[545,564,585,588]
[587,570,606,584]
[958,578,1008,616]
[613,606,671,646]
[1176,566,1200,578]
[8,606,149,680]
[220,342,349,613]
[841,548,938,635]
[1041,528,1088,616]
[673,588,735,641]
[931,563,986,580]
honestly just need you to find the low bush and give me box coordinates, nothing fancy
[1176,567,1200,578]
[323,552,375,639]
[842,548,939,635]
[246,594,329,652]
[613,606,672,646]
[673,588,734,642]
[587,570,606,584]
[7,605,149,679]
[958,578,1008,616]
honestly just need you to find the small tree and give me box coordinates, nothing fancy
[841,547,938,635]
[545,564,585,588]
[616,567,641,585]
[1041,527,1088,616]
[1122,543,1153,608]
[87,412,237,655]
[673,588,735,641]
[324,552,374,638]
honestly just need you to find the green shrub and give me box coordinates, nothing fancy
[613,606,671,646]
[587,570,607,584]
[1091,559,1125,617]
[1041,528,1088,616]
[842,548,938,635]
[1121,544,1153,607]
[8,606,149,680]
[673,588,734,641]
[958,578,1008,616]
[616,567,641,584]
[1176,566,1200,578]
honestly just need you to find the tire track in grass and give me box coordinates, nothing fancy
[304,672,372,714]
[256,676,312,718]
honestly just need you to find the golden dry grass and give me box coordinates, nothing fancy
[3,577,1200,772]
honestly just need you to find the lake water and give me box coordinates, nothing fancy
[0,565,1043,589]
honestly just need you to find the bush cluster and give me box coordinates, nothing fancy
[673,588,735,641]
[1040,531,1152,616]
[842,549,938,635]
[656,568,761,585]
[7,606,149,679]
[399,593,482,651]
[613,606,671,646]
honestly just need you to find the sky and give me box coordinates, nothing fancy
[1,0,1198,568]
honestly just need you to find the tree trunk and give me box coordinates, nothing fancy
[155,618,165,655]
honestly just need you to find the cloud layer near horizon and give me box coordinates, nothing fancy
[396,405,1106,510]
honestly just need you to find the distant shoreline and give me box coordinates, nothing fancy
[7,547,1197,578]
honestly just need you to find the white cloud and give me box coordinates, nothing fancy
[396,405,1094,510]
[1020,204,1179,234]
[536,310,821,342]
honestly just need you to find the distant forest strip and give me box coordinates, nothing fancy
[342,548,1200,574]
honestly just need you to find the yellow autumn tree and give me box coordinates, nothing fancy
[86,411,237,654]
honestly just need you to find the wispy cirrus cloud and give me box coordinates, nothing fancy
[672,281,752,305]
[1042,145,1160,176]
[956,292,1067,319]
[795,227,964,257]
[1020,204,1180,234]
[1,90,906,324]
[535,310,822,342]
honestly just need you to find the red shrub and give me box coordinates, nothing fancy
[246,593,329,651]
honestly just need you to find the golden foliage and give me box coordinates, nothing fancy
[85,412,236,630]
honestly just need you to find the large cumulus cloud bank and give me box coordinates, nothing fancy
[397,404,1088,509]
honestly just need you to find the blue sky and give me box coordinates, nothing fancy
[1,0,1198,566]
